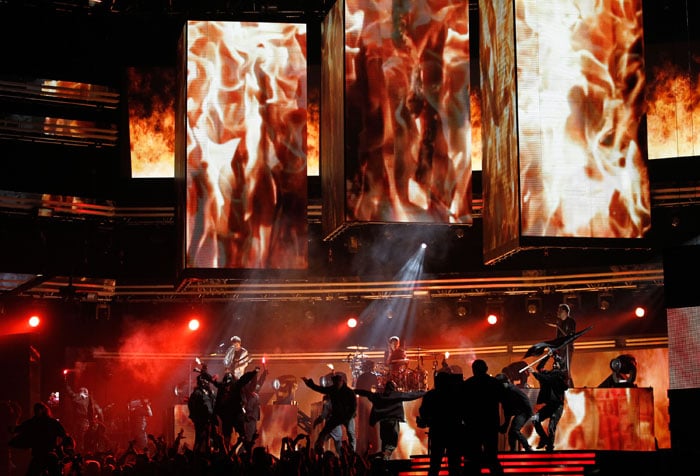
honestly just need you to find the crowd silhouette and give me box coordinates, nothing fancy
[5,355,561,476]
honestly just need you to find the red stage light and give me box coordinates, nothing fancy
[28,315,41,328]
[634,306,646,318]
[347,317,358,328]
[487,313,499,325]
[188,319,200,331]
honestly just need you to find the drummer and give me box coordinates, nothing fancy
[384,336,408,374]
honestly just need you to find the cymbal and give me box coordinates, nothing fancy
[347,345,369,350]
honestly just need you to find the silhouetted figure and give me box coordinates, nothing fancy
[418,372,463,476]
[64,384,100,453]
[239,371,263,456]
[462,359,504,475]
[213,368,257,452]
[128,397,153,451]
[531,354,569,452]
[314,394,343,455]
[546,303,576,383]
[1,400,21,476]
[9,402,66,476]
[355,380,425,460]
[187,369,215,455]
[302,374,357,457]
[495,373,534,451]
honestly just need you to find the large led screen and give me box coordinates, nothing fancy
[127,66,176,178]
[644,0,700,160]
[480,0,519,264]
[183,21,308,270]
[344,0,473,224]
[516,0,650,239]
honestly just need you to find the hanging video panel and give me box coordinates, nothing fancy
[182,21,308,270]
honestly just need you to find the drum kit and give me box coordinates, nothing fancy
[345,345,429,392]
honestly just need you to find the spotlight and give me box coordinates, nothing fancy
[28,315,41,328]
[525,296,542,316]
[598,292,614,311]
[188,319,200,331]
[486,299,503,324]
[347,317,358,328]
[634,306,646,318]
[421,242,427,249]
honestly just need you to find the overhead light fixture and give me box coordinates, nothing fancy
[598,292,614,311]
[564,294,580,312]
[455,299,471,318]
[525,295,542,316]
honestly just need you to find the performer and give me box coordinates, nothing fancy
[546,304,576,383]
[495,373,533,452]
[224,336,252,379]
[355,380,426,460]
[531,353,569,452]
[302,373,357,457]
[187,367,216,455]
[128,396,153,450]
[384,336,407,370]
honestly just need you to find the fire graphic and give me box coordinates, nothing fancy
[185,21,308,269]
[517,0,650,238]
[646,59,700,159]
[127,67,176,178]
[344,0,473,224]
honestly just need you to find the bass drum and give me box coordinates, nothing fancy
[406,368,429,391]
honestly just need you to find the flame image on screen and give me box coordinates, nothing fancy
[517,0,650,238]
[185,21,308,269]
[127,67,176,178]
[646,59,700,159]
[344,0,472,224]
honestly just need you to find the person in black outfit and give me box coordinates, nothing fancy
[418,371,463,476]
[212,368,258,453]
[9,402,66,476]
[546,303,576,382]
[302,373,357,457]
[531,353,569,452]
[462,359,504,476]
[355,379,425,460]
[494,373,534,451]
[188,368,216,455]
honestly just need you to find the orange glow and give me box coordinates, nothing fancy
[188,318,200,331]
[28,315,40,328]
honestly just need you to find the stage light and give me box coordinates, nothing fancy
[347,317,358,328]
[525,296,542,316]
[634,306,646,318]
[486,299,503,325]
[420,243,427,249]
[28,315,41,328]
[564,294,580,312]
[188,318,200,331]
[456,300,471,318]
[598,292,614,311]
